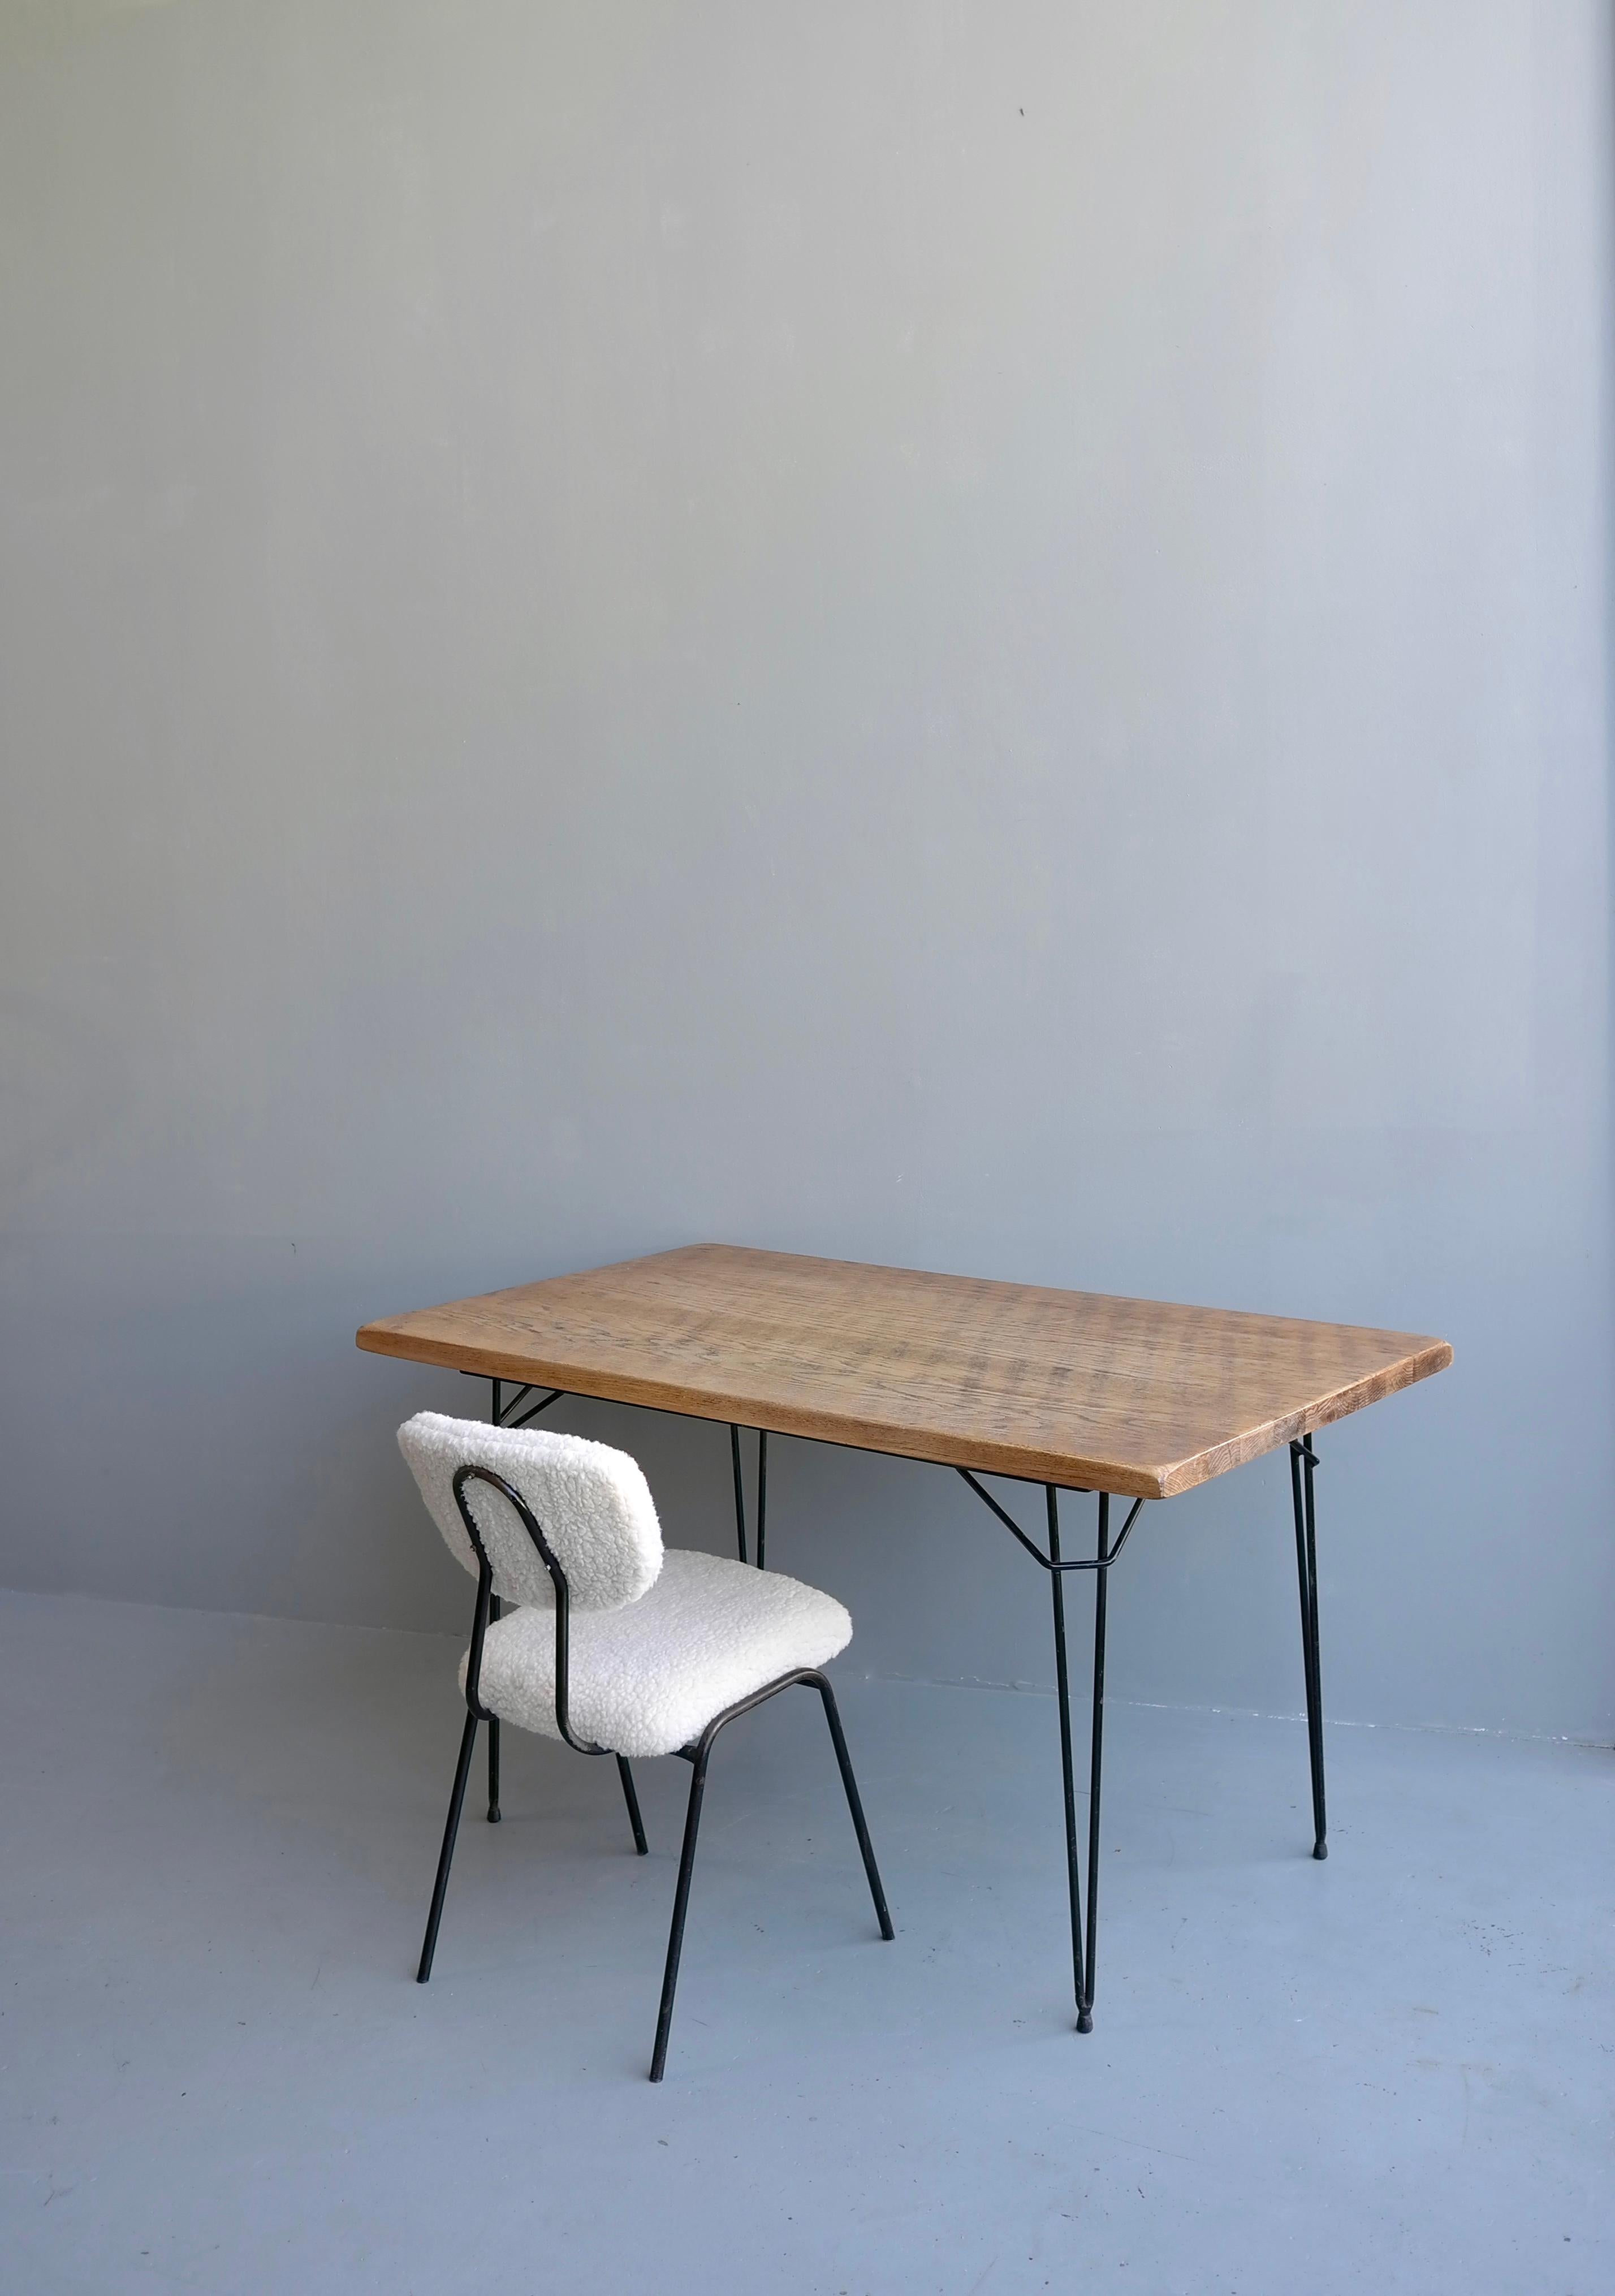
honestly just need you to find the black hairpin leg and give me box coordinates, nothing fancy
[756,1431,767,1569]
[729,1425,749,1564]
[1046,1488,1086,2030]
[955,1471,1148,2035]
[649,1669,892,2082]
[728,1426,768,1569]
[1046,1487,1109,2033]
[1081,1492,1110,2027]
[1289,1439,1328,1858]
[418,1711,478,1982]
[618,1756,649,1855]
[487,1595,502,1822]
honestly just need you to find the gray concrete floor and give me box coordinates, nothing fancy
[1,1589,1609,2296]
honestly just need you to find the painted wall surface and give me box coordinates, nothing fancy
[1,2,1609,1738]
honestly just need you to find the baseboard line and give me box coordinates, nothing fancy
[3,1583,1608,1751]
[857,1669,1613,1751]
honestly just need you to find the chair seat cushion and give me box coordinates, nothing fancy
[460,1549,853,1758]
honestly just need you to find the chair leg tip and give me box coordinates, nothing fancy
[1076,2008,1094,2034]
[1312,1839,1328,1860]
[487,1806,501,1824]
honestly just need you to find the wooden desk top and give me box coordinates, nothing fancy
[356,1244,1449,1500]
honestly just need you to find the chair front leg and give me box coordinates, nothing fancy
[650,1741,714,2081]
[808,1676,894,1939]
[646,1671,894,2081]
[418,1711,479,1983]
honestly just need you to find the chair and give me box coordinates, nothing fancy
[398,1411,893,2079]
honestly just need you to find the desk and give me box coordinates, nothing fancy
[358,1244,1451,2031]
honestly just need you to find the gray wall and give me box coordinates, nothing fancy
[2,1,1610,1741]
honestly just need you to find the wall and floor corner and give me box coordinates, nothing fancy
[1,2,1609,1743]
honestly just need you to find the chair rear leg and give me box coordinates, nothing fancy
[618,1755,649,1854]
[418,1712,478,1983]
[811,1677,895,1940]
[486,1592,502,1821]
[650,1749,712,2081]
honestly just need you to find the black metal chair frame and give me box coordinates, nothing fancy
[470,1375,1329,2042]
[415,1455,893,2083]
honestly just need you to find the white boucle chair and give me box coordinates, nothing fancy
[399,1411,893,2080]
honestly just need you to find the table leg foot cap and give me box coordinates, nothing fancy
[1076,2009,1094,2034]
[487,1806,502,1824]
[1312,1840,1327,1860]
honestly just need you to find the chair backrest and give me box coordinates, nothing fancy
[397,1412,662,1612]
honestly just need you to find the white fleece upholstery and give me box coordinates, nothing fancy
[457,1549,853,1758]
[398,1412,662,1613]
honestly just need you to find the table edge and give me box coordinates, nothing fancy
[354,1320,1453,1502]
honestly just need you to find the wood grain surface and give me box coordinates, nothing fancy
[356,1245,1450,1499]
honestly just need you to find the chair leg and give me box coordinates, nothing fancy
[486,1594,502,1822]
[618,1755,649,1854]
[418,1712,478,1983]
[810,1677,895,1940]
[646,1668,894,2080]
[650,1746,713,2081]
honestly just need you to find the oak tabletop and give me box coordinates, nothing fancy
[355,1244,1450,1500]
